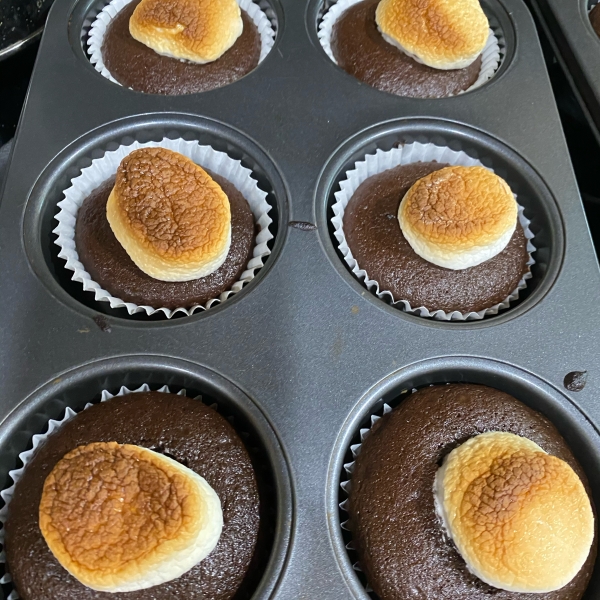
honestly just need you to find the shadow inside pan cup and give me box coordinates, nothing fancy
[309,0,515,98]
[327,357,600,599]
[22,114,288,322]
[317,118,564,326]
[0,356,292,600]
[69,0,282,94]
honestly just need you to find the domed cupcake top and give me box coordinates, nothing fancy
[398,165,518,270]
[106,147,232,282]
[434,431,595,593]
[375,0,489,70]
[39,442,223,593]
[129,0,243,64]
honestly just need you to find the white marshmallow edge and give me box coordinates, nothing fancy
[399,201,517,270]
[379,30,486,70]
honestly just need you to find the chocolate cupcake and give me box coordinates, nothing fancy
[1,387,266,600]
[88,0,275,95]
[342,384,597,600]
[331,143,535,319]
[590,4,600,38]
[319,0,500,98]
[54,139,273,317]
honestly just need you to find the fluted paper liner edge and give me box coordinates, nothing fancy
[53,137,273,318]
[331,141,536,321]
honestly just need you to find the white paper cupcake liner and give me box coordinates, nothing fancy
[53,137,274,318]
[338,401,393,582]
[331,142,536,321]
[88,0,276,87]
[0,384,198,600]
[318,0,502,96]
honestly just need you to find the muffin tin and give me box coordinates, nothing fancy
[1,0,600,598]
[528,0,600,145]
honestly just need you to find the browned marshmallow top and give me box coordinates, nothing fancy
[129,0,243,63]
[106,147,231,282]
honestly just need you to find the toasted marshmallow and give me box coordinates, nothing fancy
[129,0,243,64]
[106,147,231,282]
[39,442,223,592]
[375,0,489,70]
[398,165,517,270]
[434,432,594,593]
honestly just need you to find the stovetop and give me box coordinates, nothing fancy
[535,17,600,254]
[0,41,38,147]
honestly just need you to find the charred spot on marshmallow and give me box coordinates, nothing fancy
[375,0,489,70]
[106,147,232,282]
[434,432,595,593]
[398,165,517,270]
[129,0,243,64]
[39,442,223,593]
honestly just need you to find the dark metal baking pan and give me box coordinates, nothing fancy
[1,0,600,597]
[527,0,600,146]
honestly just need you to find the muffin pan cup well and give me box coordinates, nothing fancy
[317,0,503,97]
[318,118,564,323]
[327,357,600,599]
[0,358,292,600]
[87,0,276,89]
[527,0,600,146]
[22,115,286,321]
[1,0,600,597]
